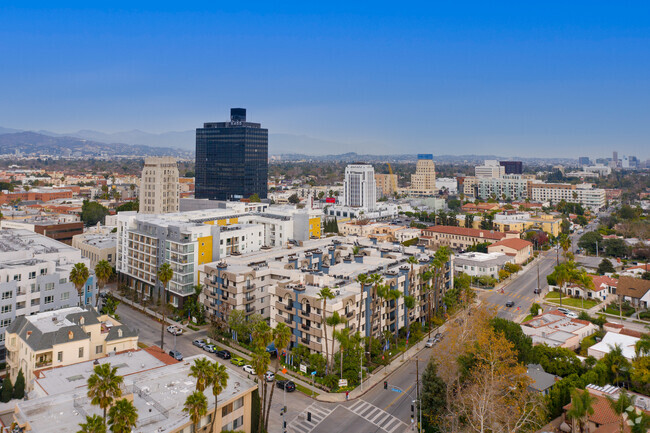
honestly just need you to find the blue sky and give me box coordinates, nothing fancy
[1,1,649,158]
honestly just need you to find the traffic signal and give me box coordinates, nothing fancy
[384,381,388,389]
[411,404,415,414]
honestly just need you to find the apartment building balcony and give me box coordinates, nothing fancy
[221,296,237,307]
[245,305,255,315]
[275,314,293,326]
[345,311,355,319]
[298,309,320,323]
[6,351,18,368]
[35,352,53,369]
[245,283,256,292]
[244,295,256,304]
[275,301,293,313]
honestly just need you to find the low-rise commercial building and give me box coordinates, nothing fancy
[522,311,597,349]
[486,238,533,265]
[5,307,138,392]
[454,252,513,279]
[588,332,639,361]
[12,352,256,433]
[0,229,97,360]
[421,225,520,250]
[72,226,117,268]
[1,217,84,245]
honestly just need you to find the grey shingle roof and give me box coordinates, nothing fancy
[7,315,88,352]
[105,325,138,341]
[527,363,558,392]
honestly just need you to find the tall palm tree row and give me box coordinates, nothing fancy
[156,262,173,352]
[94,260,113,307]
[317,286,335,372]
[326,312,346,376]
[208,362,229,432]
[264,322,292,432]
[187,357,230,432]
[70,262,90,307]
[355,273,369,334]
[367,274,384,360]
[250,320,273,433]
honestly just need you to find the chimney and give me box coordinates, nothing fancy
[68,330,74,340]
[26,331,32,339]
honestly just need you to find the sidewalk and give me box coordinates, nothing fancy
[111,291,187,331]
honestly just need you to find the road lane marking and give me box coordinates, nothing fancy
[383,383,413,411]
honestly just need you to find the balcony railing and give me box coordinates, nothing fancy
[244,295,256,304]
[346,311,354,319]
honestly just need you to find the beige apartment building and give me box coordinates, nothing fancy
[71,226,117,268]
[375,173,398,198]
[410,155,437,196]
[421,225,520,250]
[5,307,138,391]
[139,156,180,214]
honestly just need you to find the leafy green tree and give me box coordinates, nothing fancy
[602,344,630,386]
[533,345,584,377]
[115,201,138,212]
[1,375,12,403]
[157,262,173,351]
[420,360,446,430]
[70,262,90,307]
[490,317,534,364]
[12,369,25,399]
[87,363,123,428]
[604,238,629,258]
[578,231,603,255]
[248,193,261,202]
[597,258,615,275]
[107,398,138,433]
[567,388,597,433]
[77,415,106,433]
[288,193,300,204]
[607,389,636,433]
[81,200,110,226]
[546,374,582,418]
[183,391,208,432]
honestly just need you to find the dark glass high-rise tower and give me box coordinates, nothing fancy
[195,108,268,200]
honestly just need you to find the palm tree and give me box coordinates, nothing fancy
[327,312,347,378]
[87,363,123,428]
[264,323,292,431]
[403,295,416,335]
[70,262,90,307]
[367,274,384,360]
[183,390,208,432]
[189,357,213,393]
[567,388,596,433]
[94,260,113,308]
[574,270,594,310]
[77,415,106,433]
[107,398,138,433]
[156,262,173,351]
[317,287,335,371]
[251,320,273,352]
[555,264,572,308]
[603,344,630,387]
[635,334,650,358]
[607,389,636,433]
[355,273,369,334]
[251,351,271,433]
[387,288,402,342]
[629,411,650,433]
[559,234,572,262]
[208,361,229,432]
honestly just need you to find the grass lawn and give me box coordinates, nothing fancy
[603,303,635,317]
[522,314,533,322]
[276,374,319,397]
[544,292,600,309]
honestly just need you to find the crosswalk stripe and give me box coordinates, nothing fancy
[288,403,335,433]
[349,400,365,411]
[373,411,390,424]
[342,400,408,433]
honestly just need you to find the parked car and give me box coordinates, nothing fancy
[166,325,183,335]
[556,307,578,318]
[533,288,541,295]
[242,365,256,375]
[276,380,296,392]
[193,339,206,348]
[505,301,515,308]
[265,371,275,382]
[203,344,217,353]
[216,350,231,360]
[425,339,435,348]
[556,307,570,314]
[231,357,246,366]
[169,350,183,361]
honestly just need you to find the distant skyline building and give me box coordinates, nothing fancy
[139,157,179,214]
[375,173,398,198]
[343,164,376,210]
[195,108,268,201]
[475,160,505,178]
[410,154,437,196]
[499,160,523,175]
[578,157,591,166]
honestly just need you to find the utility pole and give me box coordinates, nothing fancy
[416,358,421,433]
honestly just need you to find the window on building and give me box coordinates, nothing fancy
[45,283,55,291]
[222,402,233,417]
[29,271,36,280]
[57,351,63,362]
[1,305,12,314]
[79,347,84,358]
[96,345,103,354]
[2,291,12,300]
[61,292,70,301]
[44,296,54,304]
[13,275,21,281]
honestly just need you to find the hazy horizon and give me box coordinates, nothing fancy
[2,2,649,159]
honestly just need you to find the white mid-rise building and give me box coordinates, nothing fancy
[475,160,505,178]
[343,164,376,210]
[139,157,180,214]
[0,229,97,360]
